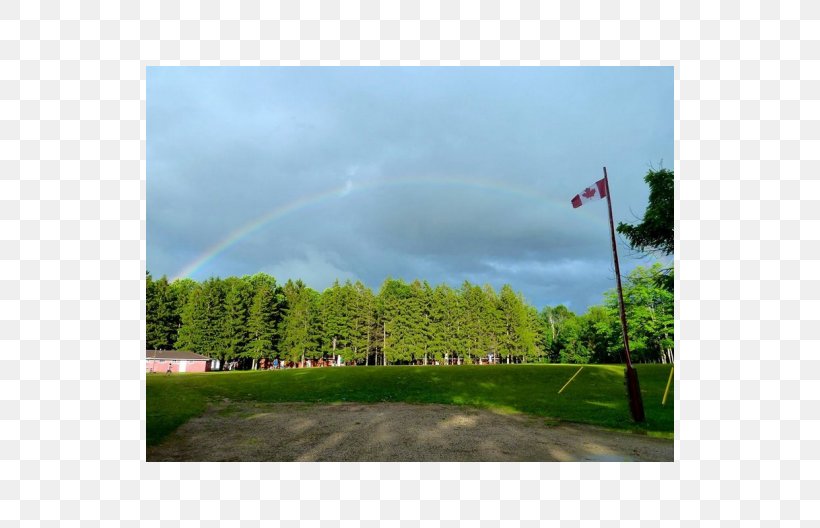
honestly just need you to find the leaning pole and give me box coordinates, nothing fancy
[603,166,646,422]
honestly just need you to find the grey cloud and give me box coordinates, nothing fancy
[148,67,673,310]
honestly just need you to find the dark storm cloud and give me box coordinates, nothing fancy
[147,67,673,311]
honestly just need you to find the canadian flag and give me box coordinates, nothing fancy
[571,178,608,208]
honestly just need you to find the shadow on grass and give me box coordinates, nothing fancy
[146,364,674,447]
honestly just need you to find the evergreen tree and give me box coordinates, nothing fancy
[497,284,524,363]
[146,272,177,350]
[482,284,504,363]
[373,285,387,366]
[279,279,320,364]
[418,281,434,365]
[446,284,468,364]
[168,278,198,346]
[156,269,670,368]
[378,278,406,364]
[246,278,280,368]
[174,277,228,366]
[406,280,430,364]
[376,278,431,365]
[460,281,491,364]
[222,277,252,363]
[428,284,450,364]
[523,305,543,362]
[496,285,540,363]
[349,281,375,365]
[174,284,200,352]
[320,280,349,361]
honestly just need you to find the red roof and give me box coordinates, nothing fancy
[146,350,211,361]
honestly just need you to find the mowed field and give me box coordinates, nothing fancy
[147,364,674,448]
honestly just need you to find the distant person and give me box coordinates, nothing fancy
[166,363,172,375]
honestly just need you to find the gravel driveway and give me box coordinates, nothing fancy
[147,401,673,462]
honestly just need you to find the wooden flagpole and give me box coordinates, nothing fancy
[603,167,645,422]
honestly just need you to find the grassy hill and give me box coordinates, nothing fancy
[146,364,674,446]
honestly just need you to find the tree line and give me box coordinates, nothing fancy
[148,168,674,368]
[146,262,673,369]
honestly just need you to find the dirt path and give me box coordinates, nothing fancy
[147,402,673,462]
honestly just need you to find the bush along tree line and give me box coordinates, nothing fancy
[146,262,673,369]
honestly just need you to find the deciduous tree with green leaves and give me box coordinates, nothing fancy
[604,263,674,363]
[617,167,674,293]
[540,304,575,363]
[617,167,673,256]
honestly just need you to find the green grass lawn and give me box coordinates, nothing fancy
[146,364,674,446]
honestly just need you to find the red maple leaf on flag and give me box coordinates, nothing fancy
[582,187,597,198]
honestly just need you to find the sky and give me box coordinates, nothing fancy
[147,67,673,312]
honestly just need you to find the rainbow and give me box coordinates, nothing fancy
[170,176,605,281]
